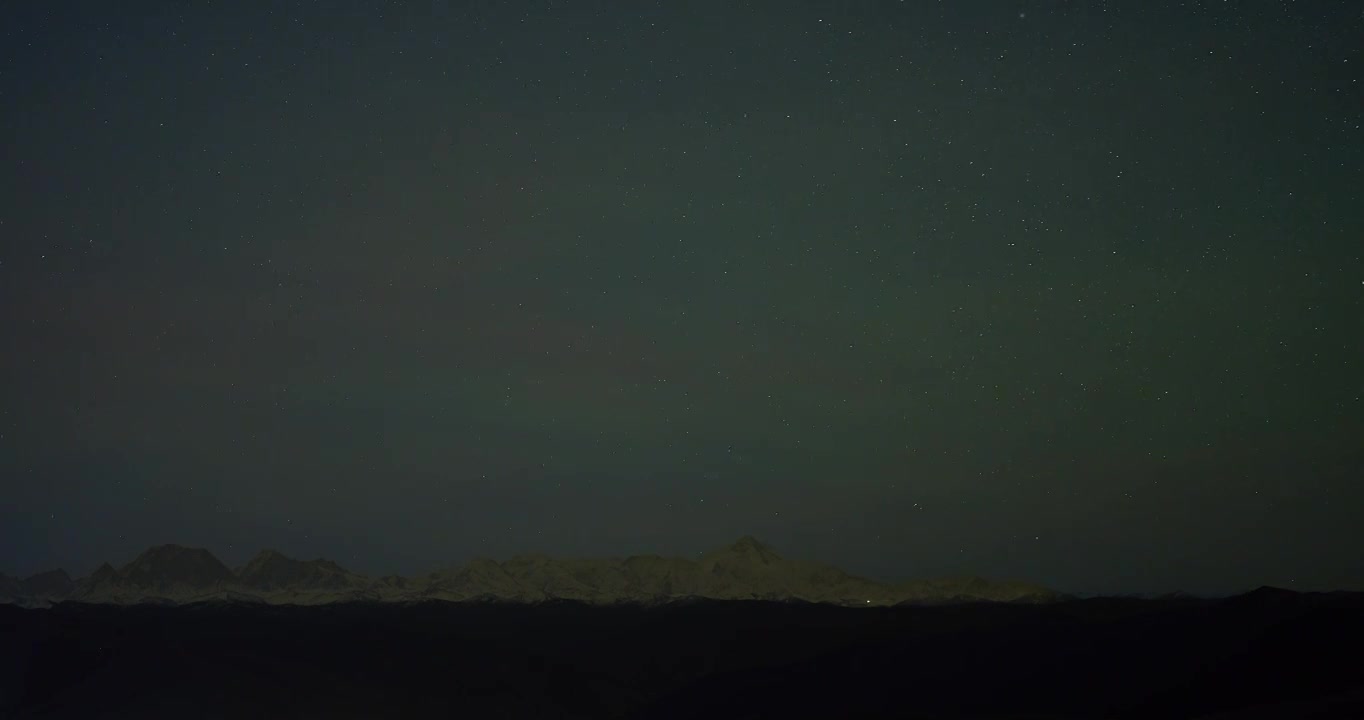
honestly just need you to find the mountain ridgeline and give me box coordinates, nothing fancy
[0,536,1061,608]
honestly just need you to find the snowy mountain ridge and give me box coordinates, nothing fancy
[1,537,1063,608]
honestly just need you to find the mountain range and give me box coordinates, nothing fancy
[0,536,1063,608]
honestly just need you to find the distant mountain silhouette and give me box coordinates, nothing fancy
[5,537,1065,608]
[66,544,239,604]
[20,569,73,598]
[118,544,237,589]
[237,549,368,592]
[704,535,783,565]
[0,569,74,603]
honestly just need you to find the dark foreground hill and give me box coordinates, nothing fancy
[2,588,1362,719]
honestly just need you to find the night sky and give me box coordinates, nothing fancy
[2,0,1360,596]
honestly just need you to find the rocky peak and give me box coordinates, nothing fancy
[239,549,289,574]
[238,549,361,591]
[707,536,783,565]
[249,548,288,562]
[119,544,236,589]
[23,569,74,597]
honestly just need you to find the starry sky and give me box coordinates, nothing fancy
[1,0,1360,596]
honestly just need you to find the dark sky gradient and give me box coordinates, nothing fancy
[2,0,1361,595]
